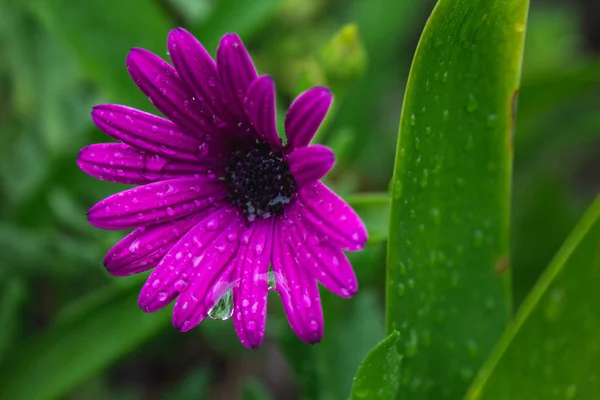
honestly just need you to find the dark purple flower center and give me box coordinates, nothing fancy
[224,141,296,221]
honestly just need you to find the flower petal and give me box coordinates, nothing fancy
[232,218,274,348]
[91,104,228,164]
[298,182,367,251]
[167,28,238,131]
[272,215,324,344]
[287,145,335,187]
[126,48,221,136]
[77,143,209,185]
[87,177,227,230]
[285,87,333,149]
[103,209,214,276]
[217,33,257,120]
[288,220,357,298]
[169,211,247,330]
[138,207,244,314]
[244,76,281,148]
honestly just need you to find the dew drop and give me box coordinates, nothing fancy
[205,218,219,231]
[166,207,175,216]
[431,208,441,224]
[208,287,234,320]
[246,320,256,331]
[409,113,416,126]
[157,291,168,301]
[397,283,405,296]
[309,320,319,331]
[174,279,188,291]
[466,94,478,112]
[420,169,429,188]
[405,329,418,357]
[443,109,449,121]
[302,294,312,308]
[151,279,161,289]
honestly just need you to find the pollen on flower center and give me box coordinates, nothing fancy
[224,141,296,221]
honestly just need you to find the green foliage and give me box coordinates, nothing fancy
[0,284,170,400]
[350,331,402,400]
[466,196,600,399]
[386,0,529,398]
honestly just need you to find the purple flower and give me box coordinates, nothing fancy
[77,28,367,348]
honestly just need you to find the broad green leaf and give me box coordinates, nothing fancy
[350,331,402,400]
[387,0,529,398]
[0,285,169,400]
[29,0,171,109]
[194,0,285,51]
[466,196,600,399]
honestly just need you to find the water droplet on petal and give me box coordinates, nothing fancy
[208,287,234,320]
[157,291,168,301]
[174,279,188,291]
[246,320,256,331]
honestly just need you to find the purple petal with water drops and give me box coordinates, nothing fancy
[104,209,215,276]
[138,207,244,315]
[87,177,227,230]
[126,48,220,137]
[272,216,324,344]
[77,143,209,185]
[232,218,274,349]
[168,210,247,330]
[288,220,358,298]
[216,33,257,120]
[168,28,238,131]
[91,104,228,164]
[298,182,367,251]
[244,76,281,148]
[285,87,332,149]
[287,145,335,188]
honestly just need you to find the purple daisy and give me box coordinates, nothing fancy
[77,28,367,348]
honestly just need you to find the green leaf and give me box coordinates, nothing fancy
[350,331,402,400]
[0,286,169,400]
[466,196,600,399]
[386,0,529,398]
[194,0,285,51]
[29,0,171,109]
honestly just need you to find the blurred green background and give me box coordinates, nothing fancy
[0,0,598,399]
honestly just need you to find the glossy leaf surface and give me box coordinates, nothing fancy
[387,0,529,398]
[466,196,600,399]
